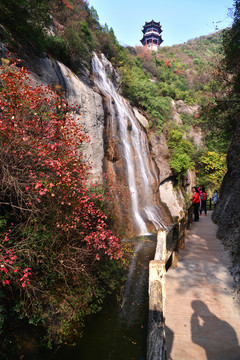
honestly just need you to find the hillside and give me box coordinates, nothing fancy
[118,31,227,190]
[137,31,223,106]
[122,31,223,128]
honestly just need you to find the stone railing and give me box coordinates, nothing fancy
[147,208,192,360]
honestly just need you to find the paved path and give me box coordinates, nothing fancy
[165,211,240,360]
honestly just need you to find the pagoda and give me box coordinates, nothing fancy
[140,20,163,51]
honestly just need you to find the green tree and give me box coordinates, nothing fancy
[197,151,227,188]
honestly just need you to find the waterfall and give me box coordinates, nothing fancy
[92,53,169,234]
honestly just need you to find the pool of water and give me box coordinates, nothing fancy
[16,235,157,360]
[49,296,148,360]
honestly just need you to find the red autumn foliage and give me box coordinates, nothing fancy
[163,59,172,68]
[51,0,87,26]
[60,0,74,10]
[175,65,184,75]
[0,60,122,287]
[135,46,153,62]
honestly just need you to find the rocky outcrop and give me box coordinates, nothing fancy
[171,100,183,125]
[133,107,150,128]
[160,181,185,217]
[212,122,240,289]
[175,99,199,116]
[150,133,172,184]
[171,99,203,147]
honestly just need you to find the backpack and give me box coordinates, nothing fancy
[202,192,207,201]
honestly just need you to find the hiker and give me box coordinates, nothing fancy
[192,186,200,221]
[198,187,202,212]
[212,190,218,208]
[200,186,207,216]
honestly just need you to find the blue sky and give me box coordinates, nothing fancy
[88,0,234,47]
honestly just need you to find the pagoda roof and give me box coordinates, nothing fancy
[142,20,162,34]
[143,20,161,28]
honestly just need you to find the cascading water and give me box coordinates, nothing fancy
[92,53,170,235]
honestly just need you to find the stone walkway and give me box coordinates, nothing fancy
[165,211,240,360]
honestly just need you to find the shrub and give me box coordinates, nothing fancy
[167,129,194,177]
[0,60,123,345]
[64,20,95,68]
[121,64,171,130]
[169,151,194,176]
[45,35,68,62]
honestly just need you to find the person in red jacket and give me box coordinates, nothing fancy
[192,186,200,221]
[200,186,207,216]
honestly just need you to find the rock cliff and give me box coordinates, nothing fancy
[212,122,240,289]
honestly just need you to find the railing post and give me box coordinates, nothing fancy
[187,205,193,230]
[181,225,186,250]
[171,218,179,268]
[147,229,167,360]
[180,214,186,250]
[154,229,167,261]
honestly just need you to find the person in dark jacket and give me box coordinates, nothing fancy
[212,190,218,208]
[200,186,207,216]
[192,186,200,221]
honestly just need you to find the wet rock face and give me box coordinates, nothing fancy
[212,122,240,288]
